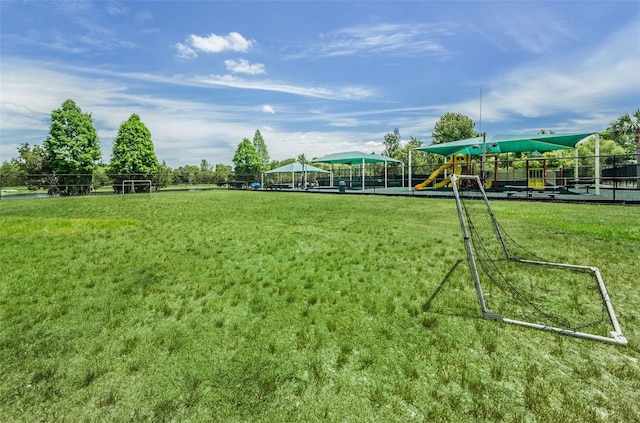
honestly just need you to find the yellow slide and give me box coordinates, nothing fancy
[414,157,455,190]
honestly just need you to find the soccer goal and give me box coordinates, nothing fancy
[449,174,627,345]
[121,180,152,200]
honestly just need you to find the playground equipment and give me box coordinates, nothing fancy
[448,174,627,345]
[414,155,466,190]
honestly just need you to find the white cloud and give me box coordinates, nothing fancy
[225,58,266,75]
[188,32,253,53]
[0,58,382,166]
[174,42,197,59]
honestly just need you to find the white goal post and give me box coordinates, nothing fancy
[121,179,152,200]
[450,174,627,345]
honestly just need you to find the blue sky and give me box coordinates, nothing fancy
[1,1,639,168]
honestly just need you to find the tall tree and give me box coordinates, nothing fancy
[610,109,640,189]
[109,114,158,191]
[13,143,49,190]
[154,160,173,190]
[252,129,270,171]
[213,163,233,186]
[43,99,101,195]
[0,160,23,187]
[395,136,425,165]
[432,112,480,144]
[383,128,401,158]
[269,158,295,170]
[232,138,261,175]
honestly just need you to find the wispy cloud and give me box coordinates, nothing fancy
[225,59,266,75]
[292,22,454,59]
[106,1,128,16]
[467,3,576,54]
[46,1,137,51]
[0,58,381,165]
[197,74,375,100]
[445,21,640,133]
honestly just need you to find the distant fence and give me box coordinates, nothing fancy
[1,154,638,203]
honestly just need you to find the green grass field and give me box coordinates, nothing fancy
[1,191,639,422]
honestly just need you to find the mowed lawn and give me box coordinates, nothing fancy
[1,190,639,422]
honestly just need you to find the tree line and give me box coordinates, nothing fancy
[0,99,161,194]
[1,99,638,193]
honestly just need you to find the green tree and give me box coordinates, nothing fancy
[269,158,295,170]
[7,143,48,190]
[232,138,262,176]
[610,109,640,188]
[108,114,158,192]
[154,160,173,190]
[174,165,201,185]
[396,136,425,165]
[15,143,48,175]
[0,160,23,187]
[213,163,233,186]
[432,112,480,144]
[549,135,626,176]
[92,163,111,190]
[608,109,640,153]
[383,128,401,158]
[252,130,270,171]
[43,99,101,195]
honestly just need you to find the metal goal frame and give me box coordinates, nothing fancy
[121,180,152,200]
[450,174,627,345]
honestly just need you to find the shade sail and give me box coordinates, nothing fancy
[265,163,330,174]
[414,133,593,156]
[311,151,401,164]
[311,151,401,190]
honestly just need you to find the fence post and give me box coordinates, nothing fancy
[612,155,617,202]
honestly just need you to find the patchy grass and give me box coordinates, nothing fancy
[0,191,638,422]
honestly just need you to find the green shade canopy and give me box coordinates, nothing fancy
[311,151,401,164]
[414,133,594,156]
[264,162,330,174]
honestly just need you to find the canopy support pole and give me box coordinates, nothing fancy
[362,158,365,190]
[595,133,600,195]
[574,148,579,186]
[408,150,412,190]
[481,132,487,185]
[384,161,388,188]
[330,164,334,187]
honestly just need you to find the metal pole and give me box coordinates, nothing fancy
[384,161,388,188]
[481,132,487,185]
[408,149,412,189]
[574,148,579,186]
[450,174,492,316]
[595,133,600,195]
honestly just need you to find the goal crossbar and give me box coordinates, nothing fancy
[121,179,152,200]
[450,174,627,345]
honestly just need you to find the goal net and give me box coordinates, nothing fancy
[121,180,152,200]
[450,174,627,345]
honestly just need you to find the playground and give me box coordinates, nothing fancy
[253,133,640,204]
